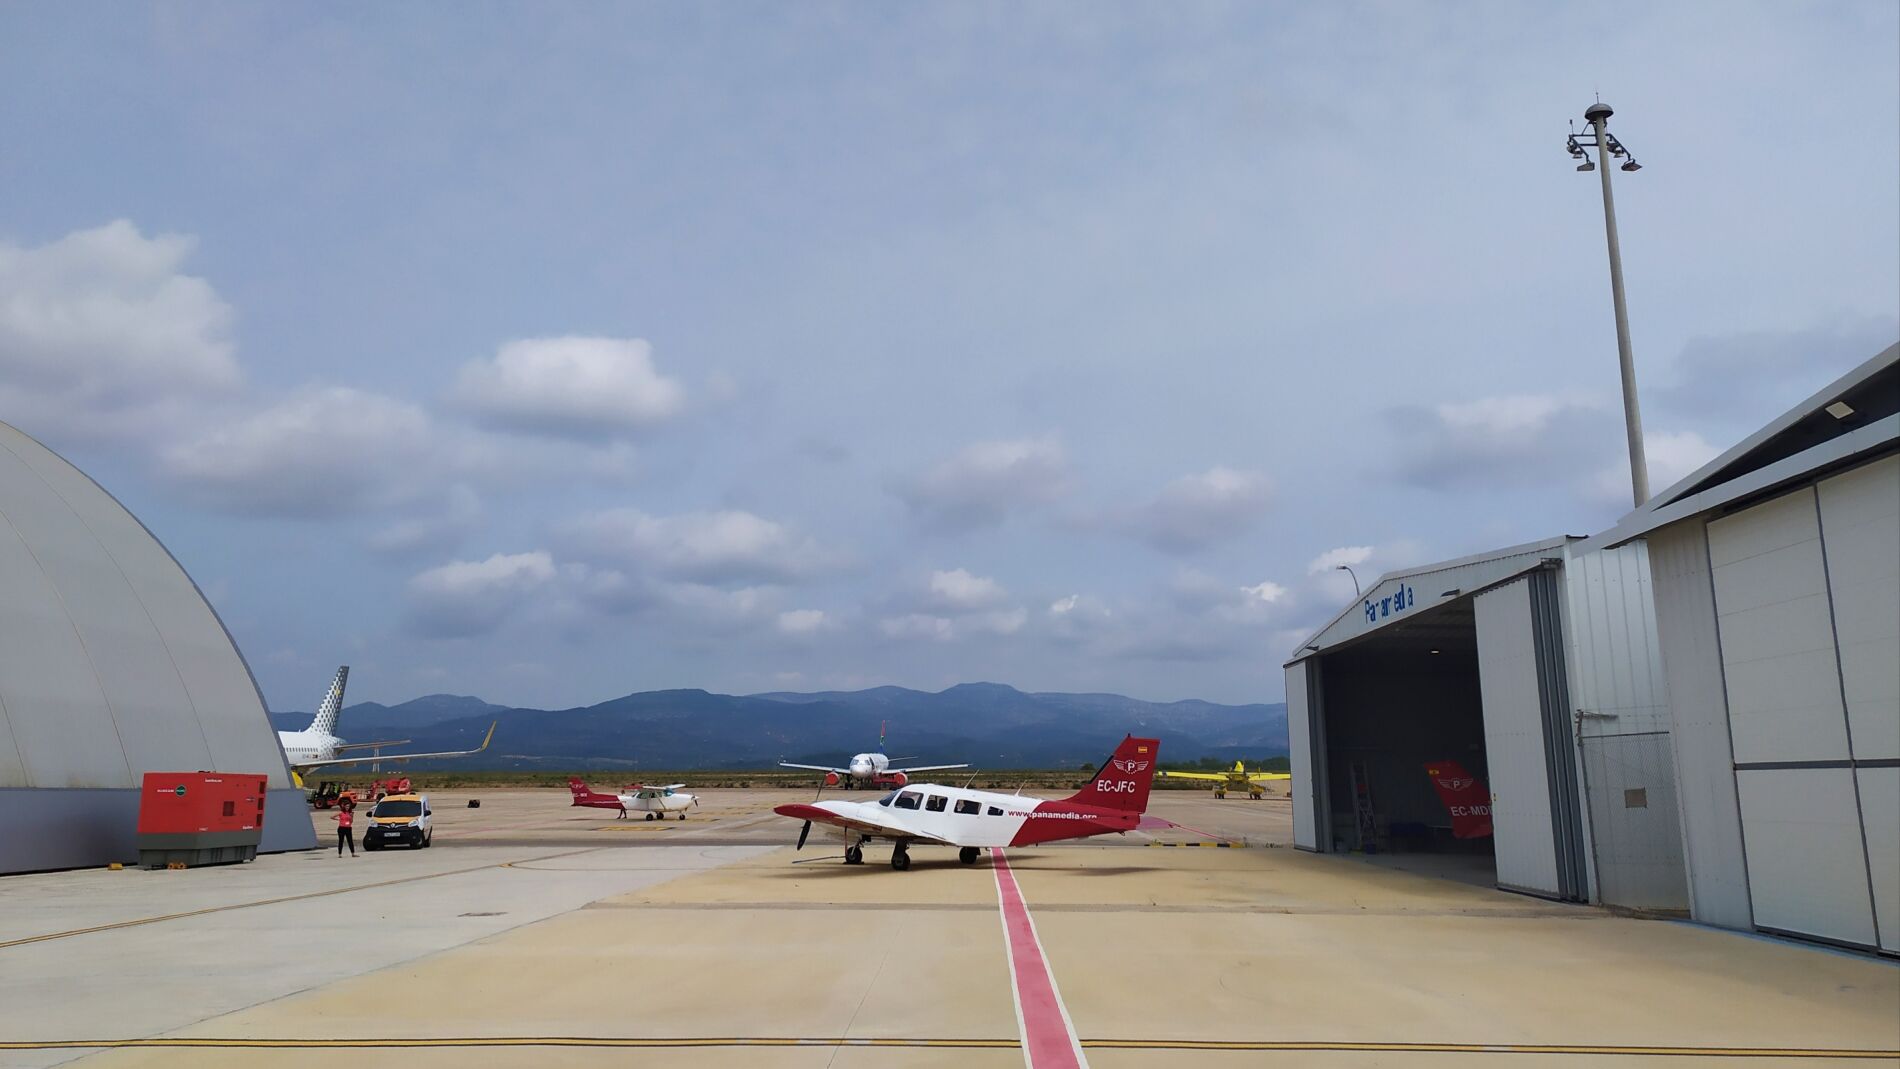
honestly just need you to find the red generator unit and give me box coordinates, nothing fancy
[136,772,269,869]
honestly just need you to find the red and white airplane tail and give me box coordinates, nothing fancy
[1065,735,1160,813]
[568,778,614,806]
[1424,760,1493,839]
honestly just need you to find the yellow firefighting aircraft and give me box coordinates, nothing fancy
[1158,761,1290,799]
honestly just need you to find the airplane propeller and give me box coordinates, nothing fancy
[796,820,811,851]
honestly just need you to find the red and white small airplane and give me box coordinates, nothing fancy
[568,778,699,821]
[778,720,968,790]
[774,734,1160,870]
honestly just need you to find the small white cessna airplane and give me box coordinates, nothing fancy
[276,667,497,785]
[775,734,1160,871]
[568,778,700,821]
[778,720,969,789]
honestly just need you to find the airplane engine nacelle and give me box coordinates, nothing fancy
[885,771,908,787]
[823,771,841,787]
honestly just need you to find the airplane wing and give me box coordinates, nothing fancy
[1248,774,1291,784]
[331,738,413,752]
[779,762,849,774]
[1158,770,1228,782]
[290,722,497,774]
[773,803,957,846]
[885,763,970,774]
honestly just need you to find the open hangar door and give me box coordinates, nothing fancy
[1309,598,1497,882]
[1286,547,1596,903]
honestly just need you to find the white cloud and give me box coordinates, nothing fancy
[879,613,956,641]
[451,336,685,439]
[890,435,1070,531]
[0,220,240,443]
[1589,429,1722,506]
[559,508,837,585]
[926,567,1007,610]
[1049,594,1079,615]
[1389,393,1610,489]
[1306,546,1373,574]
[877,606,1025,642]
[404,551,557,638]
[776,608,831,635]
[367,485,483,557]
[159,386,441,516]
[1239,580,1288,604]
[1120,466,1272,553]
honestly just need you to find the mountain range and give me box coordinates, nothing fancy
[269,682,1288,771]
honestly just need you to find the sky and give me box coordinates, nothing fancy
[1,3,1895,711]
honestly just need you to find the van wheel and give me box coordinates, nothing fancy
[421,832,432,848]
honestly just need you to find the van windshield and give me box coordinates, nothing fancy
[372,800,421,818]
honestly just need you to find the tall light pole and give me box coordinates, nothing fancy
[1567,101,1649,507]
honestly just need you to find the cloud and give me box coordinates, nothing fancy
[1589,429,1721,505]
[367,485,483,557]
[1388,394,1611,488]
[924,567,1007,611]
[1656,319,1897,426]
[1120,466,1273,553]
[451,336,685,440]
[559,508,839,585]
[890,436,1070,531]
[776,608,832,635]
[404,551,557,638]
[159,386,442,516]
[0,220,240,443]
[1306,545,1373,574]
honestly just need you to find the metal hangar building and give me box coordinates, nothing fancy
[0,421,317,875]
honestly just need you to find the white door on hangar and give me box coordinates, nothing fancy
[1475,574,1588,901]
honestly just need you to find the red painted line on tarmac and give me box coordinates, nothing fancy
[991,849,1087,1069]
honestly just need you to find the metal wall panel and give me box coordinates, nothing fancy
[1817,457,1900,761]
[1475,579,1561,897]
[1735,768,1877,947]
[1707,489,1851,763]
[1562,542,1688,910]
[1286,660,1318,851]
[1646,523,1754,929]
[1855,767,1899,953]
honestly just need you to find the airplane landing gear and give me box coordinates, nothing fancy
[959,846,980,866]
[644,812,656,821]
[844,844,864,865]
[890,843,911,871]
[1214,790,1226,799]
[677,812,687,821]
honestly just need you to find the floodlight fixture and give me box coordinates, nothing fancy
[1826,400,1856,419]
[1621,158,1642,172]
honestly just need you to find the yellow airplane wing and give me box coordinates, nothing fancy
[1248,774,1291,784]
[1159,770,1231,782]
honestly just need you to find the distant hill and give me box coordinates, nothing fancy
[271,682,1287,771]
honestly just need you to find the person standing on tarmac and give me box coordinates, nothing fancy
[335,799,356,857]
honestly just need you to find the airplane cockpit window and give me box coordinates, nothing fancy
[924,795,948,812]
[893,791,923,810]
[878,790,898,807]
[954,799,981,815]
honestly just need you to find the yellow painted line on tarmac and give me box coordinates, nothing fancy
[1,1037,1894,1058]
[0,847,603,952]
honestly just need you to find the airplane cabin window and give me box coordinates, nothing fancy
[954,799,981,815]
[924,795,948,812]
[894,791,923,810]
[987,806,1005,816]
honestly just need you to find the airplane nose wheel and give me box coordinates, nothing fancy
[844,845,864,865]
[890,844,911,871]
[959,847,980,866]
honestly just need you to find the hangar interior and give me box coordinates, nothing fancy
[1313,599,1492,876]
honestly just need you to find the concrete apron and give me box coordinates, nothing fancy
[28,842,1900,1069]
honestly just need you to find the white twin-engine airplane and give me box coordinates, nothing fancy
[778,720,969,789]
[276,667,496,785]
[775,734,1160,871]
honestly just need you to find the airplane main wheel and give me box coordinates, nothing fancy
[890,846,911,872]
[1214,790,1226,799]
[959,847,980,866]
[677,812,686,821]
[844,845,863,865]
[644,812,656,821]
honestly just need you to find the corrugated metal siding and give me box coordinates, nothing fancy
[1476,579,1561,897]
[1562,542,1689,910]
[1286,661,1318,851]
[1647,522,1753,929]
[1817,456,1900,762]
